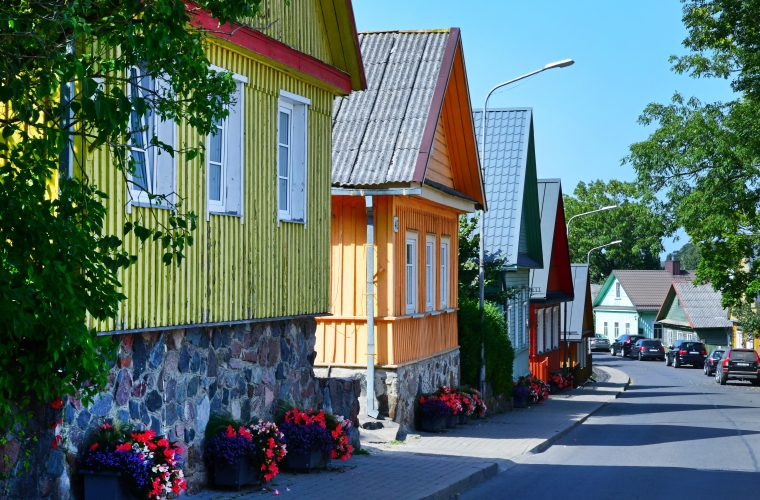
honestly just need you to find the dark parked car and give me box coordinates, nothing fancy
[715,348,760,385]
[665,340,707,368]
[632,339,665,361]
[611,334,646,358]
[703,348,726,376]
[590,334,611,352]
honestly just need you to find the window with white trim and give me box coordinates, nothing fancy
[127,67,175,207]
[604,322,608,336]
[207,72,244,217]
[277,90,309,223]
[425,234,435,311]
[545,309,551,351]
[615,282,621,298]
[625,323,630,335]
[614,322,620,336]
[536,309,544,353]
[405,233,418,314]
[553,306,559,349]
[440,237,450,309]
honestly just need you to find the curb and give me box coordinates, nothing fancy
[524,367,631,456]
[417,462,499,500]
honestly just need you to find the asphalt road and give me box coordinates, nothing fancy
[459,351,760,500]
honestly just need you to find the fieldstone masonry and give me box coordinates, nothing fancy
[1,317,340,500]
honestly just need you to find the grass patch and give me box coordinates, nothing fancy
[388,439,406,445]
[354,448,371,456]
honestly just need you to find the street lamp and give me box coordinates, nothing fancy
[478,58,574,395]
[587,240,623,265]
[566,205,617,236]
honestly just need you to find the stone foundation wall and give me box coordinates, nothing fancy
[314,349,460,433]
[1,317,324,500]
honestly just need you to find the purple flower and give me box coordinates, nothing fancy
[80,449,151,493]
[205,434,255,467]
[279,421,332,455]
[419,399,451,420]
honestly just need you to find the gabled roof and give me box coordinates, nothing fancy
[317,0,367,91]
[331,29,485,209]
[590,284,603,303]
[530,179,573,302]
[474,108,542,269]
[563,264,593,340]
[657,282,733,329]
[594,269,696,311]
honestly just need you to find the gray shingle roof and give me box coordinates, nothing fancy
[331,31,450,186]
[614,270,696,311]
[590,284,603,304]
[673,282,732,329]
[474,108,533,267]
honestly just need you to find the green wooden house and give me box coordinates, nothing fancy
[656,281,733,349]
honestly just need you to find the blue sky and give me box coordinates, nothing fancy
[352,0,737,258]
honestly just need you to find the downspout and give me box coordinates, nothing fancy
[365,196,379,418]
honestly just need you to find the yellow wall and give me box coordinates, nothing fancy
[86,36,336,332]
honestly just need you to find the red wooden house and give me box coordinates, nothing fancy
[528,179,574,381]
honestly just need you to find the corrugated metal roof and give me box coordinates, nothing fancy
[590,284,603,304]
[530,179,562,299]
[673,282,732,329]
[614,269,696,311]
[473,108,531,267]
[331,30,450,186]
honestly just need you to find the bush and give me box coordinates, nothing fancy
[458,298,514,398]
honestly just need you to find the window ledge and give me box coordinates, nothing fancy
[429,310,442,316]
[410,313,425,319]
[279,217,305,225]
[210,211,243,218]
[443,308,458,313]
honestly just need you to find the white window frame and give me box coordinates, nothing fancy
[615,282,621,298]
[405,233,418,314]
[625,323,630,335]
[425,235,436,311]
[553,306,559,349]
[206,66,247,221]
[277,90,310,224]
[614,322,620,337]
[440,236,450,309]
[604,322,608,336]
[536,308,544,354]
[545,309,551,351]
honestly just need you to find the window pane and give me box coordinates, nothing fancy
[278,145,289,177]
[407,243,412,264]
[278,178,288,211]
[210,126,223,164]
[131,150,148,192]
[209,163,221,201]
[279,111,290,145]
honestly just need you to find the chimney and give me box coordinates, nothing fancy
[664,260,681,276]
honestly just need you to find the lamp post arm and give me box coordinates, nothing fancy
[586,240,623,265]
[566,205,617,236]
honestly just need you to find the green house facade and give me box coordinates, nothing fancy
[656,281,733,349]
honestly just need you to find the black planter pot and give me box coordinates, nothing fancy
[213,455,259,489]
[287,447,324,471]
[420,415,447,432]
[549,381,560,394]
[458,413,468,425]
[512,396,527,408]
[82,471,137,500]
[445,414,457,429]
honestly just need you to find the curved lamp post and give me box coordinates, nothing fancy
[587,240,623,265]
[566,205,617,236]
[478,59,574,395]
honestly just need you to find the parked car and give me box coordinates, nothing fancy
[632,339,665,361]
[610,334,646,358]
[703,348,726,376]
[590,334,611,352]
[715,348,760,385]
[665,340,707,368]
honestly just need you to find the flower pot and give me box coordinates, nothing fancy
[82,471,137,500]
[549,381,559,394]
[213,455,259,489]
[445,414,457,429]
[287,447,324,471]
[420,415,447,432]
[458,413,468,425]
[512,396,527,408]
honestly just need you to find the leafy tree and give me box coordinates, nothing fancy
[564,180,670,283]
[458,214,510,303]
[0,0,263,429]
[625,0,760,309]
[671,241,701,270]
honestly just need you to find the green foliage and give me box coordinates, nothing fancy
[0,0,263,430]
[670,242,701,270]
[458,214,511,303]
[735,303,760,340]
[564,180,671,283]
[625,0,760,309]
[457,298,514,398]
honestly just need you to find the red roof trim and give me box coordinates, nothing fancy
[412,28,460,183]
[189,4,352,94]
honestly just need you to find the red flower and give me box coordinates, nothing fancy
[50,398,63,410]
[116,442,132,452]
[51,435,62,449]
[90,443,99,452]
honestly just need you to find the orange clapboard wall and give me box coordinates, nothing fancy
[315,195,460,366]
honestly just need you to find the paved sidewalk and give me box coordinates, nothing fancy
[189,365,629,500]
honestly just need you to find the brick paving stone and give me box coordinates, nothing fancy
[187,366,628,499]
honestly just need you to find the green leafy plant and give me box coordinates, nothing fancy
[0,0,265,434]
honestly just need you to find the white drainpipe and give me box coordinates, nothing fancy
[365,196,379,418]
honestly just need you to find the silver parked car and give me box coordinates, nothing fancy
[590,334,611,352]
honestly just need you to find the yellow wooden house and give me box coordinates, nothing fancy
[314,29,486,429]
